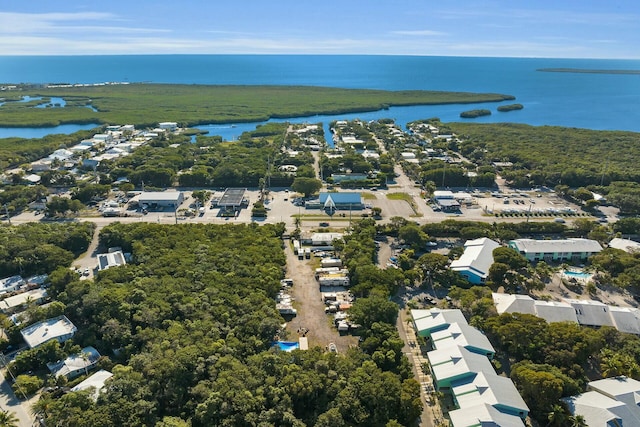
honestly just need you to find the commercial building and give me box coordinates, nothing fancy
[450,238,500,284]
[317,192,364,210]
[216,188,248,209]
[138,191,184,210]
[508,238,602,262]
[21,315,77,349]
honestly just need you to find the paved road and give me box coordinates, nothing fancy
[0,369,35,427]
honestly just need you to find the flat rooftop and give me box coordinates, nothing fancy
[21,315,77,348]
[218,188,247,207]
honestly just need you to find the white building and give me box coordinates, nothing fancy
[47,346,101,379]
[0,275,25,294]
[450,403,525,427]
[450,238,500,284]
[97,250,127,271]
[158,122,178,131]
[0,288,48,313]
[609,238,640,253]
[564,377,640,425]
[508,238,602,262]
[21,315,77,348]
[138,191,184,209]
[71,369,113,400]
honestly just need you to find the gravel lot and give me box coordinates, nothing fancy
[283,242,357,353]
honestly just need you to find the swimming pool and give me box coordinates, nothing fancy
[274,341,299,352]
[563,270,592,280]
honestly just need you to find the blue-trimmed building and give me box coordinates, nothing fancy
[309,192,364,210]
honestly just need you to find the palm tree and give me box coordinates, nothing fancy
[547,404,568,427]
[32,394,54,420]
[569,414,587,427]
[0,410,19,427]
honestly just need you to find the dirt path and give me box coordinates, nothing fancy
[72,223,105,280]
[284,242,356,353]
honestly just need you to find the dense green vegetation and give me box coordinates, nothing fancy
[450,122,640,187]
[0,222,95,277]
[445,121,640,213]
[497,103,524,112]
[459,109,491,118]
[99,123,294,188]
[19,222,421,426]
[0,84,515,128]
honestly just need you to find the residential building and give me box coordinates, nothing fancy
[609,237,640,253]
[564,377,640,425]
[450,238,500,284]
[0,288,48,314]
[70,370,113,401]
[427,345,495,390]
[492,293,640,333]
[412,309,468,338]
[508,238,602,262]
[451,371,529,418]
[97,250,127,271]
[430,322,495,358]
[21,315,77,349]
[0,275,25,294]
[449,403,525,427]
[47,346,101,378]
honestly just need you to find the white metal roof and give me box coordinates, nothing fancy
[492,293,536,315]
[449,403,525,427]
[412,309,468,336]
[532,300,579,324]
[138,191,183,203]
[510,238,602,254]
[0,288,47,312]
[71,369,113,400]
[563,390,640,427]
[608,306,640,335]
[609,238,640,253]
[452,371,529,415]
[428,346,494,385]
[563,298,615,327]
[430,322,495,355]
[450,238,500,278]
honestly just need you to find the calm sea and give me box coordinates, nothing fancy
[1,55,639,139]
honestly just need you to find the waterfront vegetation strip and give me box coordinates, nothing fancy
[497,103,524,112]
[537,68,640,75]
[0,84,515,127]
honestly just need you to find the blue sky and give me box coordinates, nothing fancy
[1,0,638,58]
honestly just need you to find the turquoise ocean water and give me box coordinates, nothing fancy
[0,55,639,139]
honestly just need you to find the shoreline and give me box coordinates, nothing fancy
[538,68,640,75]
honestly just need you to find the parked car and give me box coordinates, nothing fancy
[319,222,329,227]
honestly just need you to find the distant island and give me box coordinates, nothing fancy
[497,103,524,112]
[538,68,640,75]
[460,109,491,119]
